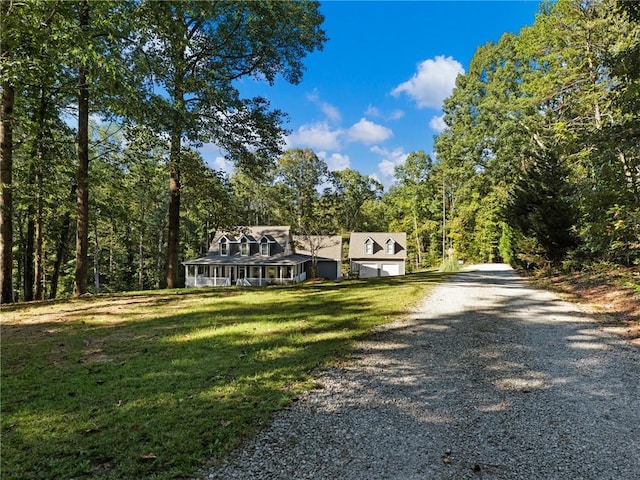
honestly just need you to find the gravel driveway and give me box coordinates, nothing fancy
[202,264,639,479]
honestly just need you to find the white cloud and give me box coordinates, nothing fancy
[378,159,398,178]
[287,122,343,150]
[318,151,350,171]
[391,55,464,109]
[388,109,405,120]
[212,155,234,176]
[320,103,341,123]
[307,89,341,123]
[371,146,408,181]
[429,115,447,133]
[365,105,381,117]
[346,118,393,145]
[365,105,405,121]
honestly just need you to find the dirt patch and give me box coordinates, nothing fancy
[528,267,640,347]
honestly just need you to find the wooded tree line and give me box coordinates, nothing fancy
[0,0,326,302]
[435,0,640,269]
[1,0,638,303]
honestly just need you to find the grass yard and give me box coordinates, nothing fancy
[1,271,446,479]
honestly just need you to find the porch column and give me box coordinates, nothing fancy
[185,265,189,287]
[259,266,263,286]
[214,266,217,286]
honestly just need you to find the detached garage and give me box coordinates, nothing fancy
[349,232,407,278]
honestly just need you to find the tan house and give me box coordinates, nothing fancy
[182,226,342,287]
[348,232,407,277]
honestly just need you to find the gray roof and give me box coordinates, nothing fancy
[210,226,291,251]
[183,253,310,266]
[293,235,342,261]
[348,232,407,259]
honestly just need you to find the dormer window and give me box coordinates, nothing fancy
[260,238,270,256]
[385,238,395,255]
[240,240,249,256]
[364,237,374,255]
[219,238,229,256]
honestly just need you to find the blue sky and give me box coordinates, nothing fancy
[206,1,542,188]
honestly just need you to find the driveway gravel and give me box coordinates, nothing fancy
[200,264,640,479]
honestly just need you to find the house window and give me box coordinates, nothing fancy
[220,239,228,256]
[240,240,249,256]
[260,240,270,256]
[386,240,395,255]
[364,238,374,255]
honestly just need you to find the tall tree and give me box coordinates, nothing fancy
[385,151,441,268]
[0,81,14,303]
[181,149,236,260]
[517,0,639,265]
[72,1,138,296]
[230,169,278,226]
[73,0,91,296]
[1,0,76,302]
[434,0,639,267]
[506,146,578,265]
[329,168,383,233]
[275,148,329,232]
[137,1,326,288]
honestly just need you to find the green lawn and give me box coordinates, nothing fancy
[1,272,446,479]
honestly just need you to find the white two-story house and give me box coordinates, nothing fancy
[182,226,342,287]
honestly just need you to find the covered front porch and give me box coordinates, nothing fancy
[184,263,307,288]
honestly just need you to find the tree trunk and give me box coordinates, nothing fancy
[165,62,185,288]
[34,173,44,300]
[93,221,100,294]
[73,0,90,297]
[24,208,35,301]
[156,220,164,289]
[50,186,75,299]
[165,129,181,288]
[0,81,14,303]
[33,88,49,300]
[413,207,421,270]
[138,211,145,290]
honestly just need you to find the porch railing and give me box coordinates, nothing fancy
[185,276,230,288]
[186,272,307,287]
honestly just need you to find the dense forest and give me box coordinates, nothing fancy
[1,0,638,303]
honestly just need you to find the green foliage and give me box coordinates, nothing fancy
[439,257,461,272]
[498,223,515,265]
[506,148,578,265]
[434,0,640,270]
[4,0,640,299]
[329,168,383,233]
[272,148,333,238]
[1,1,328,299]
[385,151,442,269]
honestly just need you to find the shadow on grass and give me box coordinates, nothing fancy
[196,267,639,479]
[1,270,447,480]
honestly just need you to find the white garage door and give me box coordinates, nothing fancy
[359,263,379,278]
[381,264,399,277]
